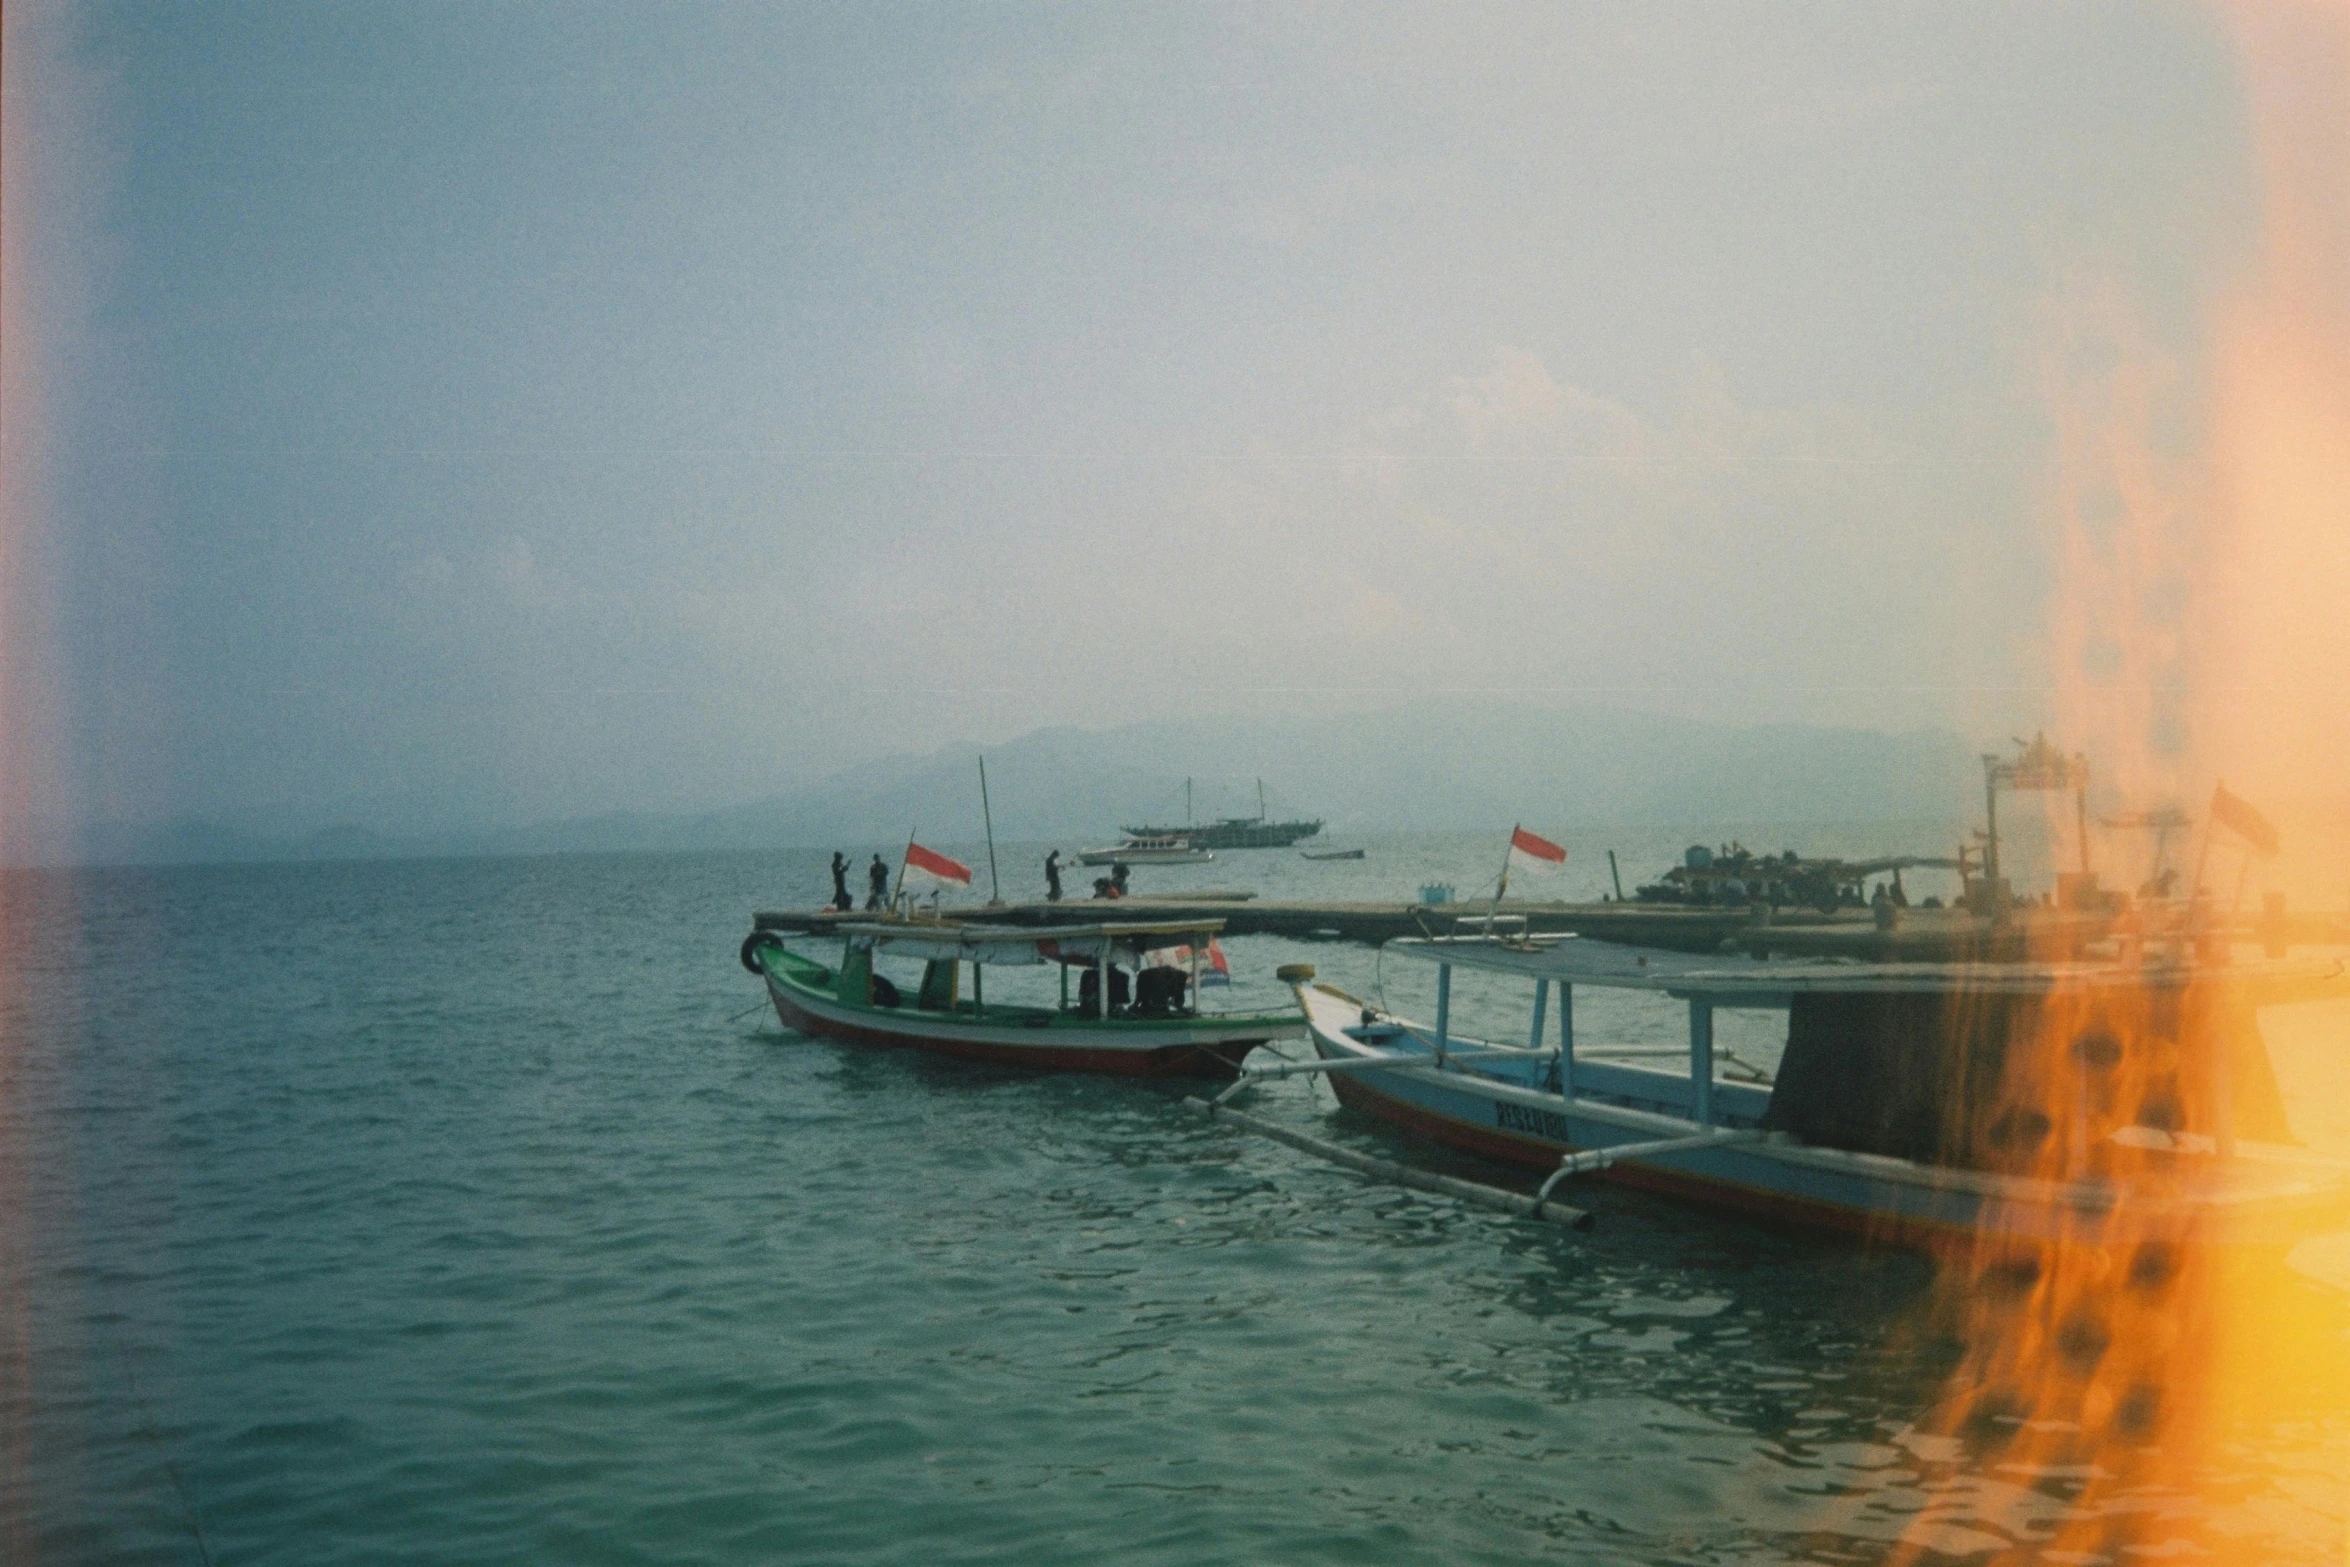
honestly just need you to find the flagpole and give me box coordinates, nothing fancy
[893,828,915,914]
[1490,826,1517,929]
[2186,788,2217,910]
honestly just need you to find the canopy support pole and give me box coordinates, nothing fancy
[1528,978,1549,1051]
[1559,983,1575,1096]
[1689,999,1715,1126]
[1434,964,1451,1063]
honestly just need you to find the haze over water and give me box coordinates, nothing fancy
[8,840,2346,1563]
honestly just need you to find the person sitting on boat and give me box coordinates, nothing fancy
[1093,876,1120,899]
[1132,964,1189,1017]
[829,852,853,912]
[866,854,890,910]
[1045,849,1063,902]
[1076,964,1131,1017]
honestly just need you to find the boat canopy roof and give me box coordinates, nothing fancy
[1385,934,2350,1003]
[837,918,1225,967]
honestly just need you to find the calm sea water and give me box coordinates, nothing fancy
[4,834,2344,1564]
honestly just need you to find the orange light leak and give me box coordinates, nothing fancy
[1890,6,2350,1562]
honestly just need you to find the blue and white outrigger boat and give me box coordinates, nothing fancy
[1274,936,2350,1250]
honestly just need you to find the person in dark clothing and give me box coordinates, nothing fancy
[1110,861,1131,897]
[1133,965,1189,1017]
[1077,964,1131,1017]
[829,852,853,912]
[866,854,891,910]
[1044,849,1064,902]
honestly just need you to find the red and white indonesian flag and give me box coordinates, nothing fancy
[903,841,973,885]
[1509,825,1567,866]
[2209,782,2281,857]
[1146,936,1231,987]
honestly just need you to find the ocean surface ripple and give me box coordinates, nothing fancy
[3,839,2340,1563]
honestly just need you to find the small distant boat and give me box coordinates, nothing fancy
[1273,937,2350,1250]
[1300,848,1365,861]
[1077,835,1213,866]
[742,917,1296,1077]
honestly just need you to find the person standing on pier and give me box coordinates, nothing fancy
[829,852,853,912]
[866,854,890,910]
[1044,849,1063,902]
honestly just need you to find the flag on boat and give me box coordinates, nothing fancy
[1509,825,1567,864]
[903,841,973,885]
[2209,782,2280,856]
[1146,937,1231,986]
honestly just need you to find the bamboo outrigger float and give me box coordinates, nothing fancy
[1260,936,2350,1250]
[742,917,1300,1077]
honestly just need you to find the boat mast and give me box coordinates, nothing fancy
[1186,777,1192,827]
[979,757,1002,906]
[1257,777,1266,823]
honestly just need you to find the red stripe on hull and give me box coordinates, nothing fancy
[767,984,1266,1079]
[1327,1072,1970,1253]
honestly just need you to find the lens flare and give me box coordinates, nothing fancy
[1892,5,2350,1561]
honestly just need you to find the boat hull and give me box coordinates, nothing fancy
[1124,820,1321,849]
[1296,986,2347,1252]
[765,967,1290,1078]
[1076,846,1213,866]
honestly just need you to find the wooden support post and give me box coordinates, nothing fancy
[971,960,983,1017]
[1689,999,1714,1125]
[1528,978,1549,1051]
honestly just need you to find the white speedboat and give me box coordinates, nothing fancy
[1077,836,1213,866]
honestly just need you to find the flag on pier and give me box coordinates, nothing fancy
[1510,826,1567,864]
[903,841,974,884]
[2209,782,2280,857]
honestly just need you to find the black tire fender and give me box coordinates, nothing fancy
[740,931,774,975]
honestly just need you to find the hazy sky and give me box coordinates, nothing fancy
[3,1,2261,844]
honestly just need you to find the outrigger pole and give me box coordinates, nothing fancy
[1183,1097,1593,1231]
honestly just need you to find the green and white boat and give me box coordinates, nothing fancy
[740,917,1301,1077]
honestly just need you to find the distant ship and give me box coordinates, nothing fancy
[1124,778,1323,851]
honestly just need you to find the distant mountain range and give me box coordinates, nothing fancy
[63,701,1981,867]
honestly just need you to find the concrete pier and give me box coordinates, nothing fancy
[758,898,1891,954]
[750,897,2350,959]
